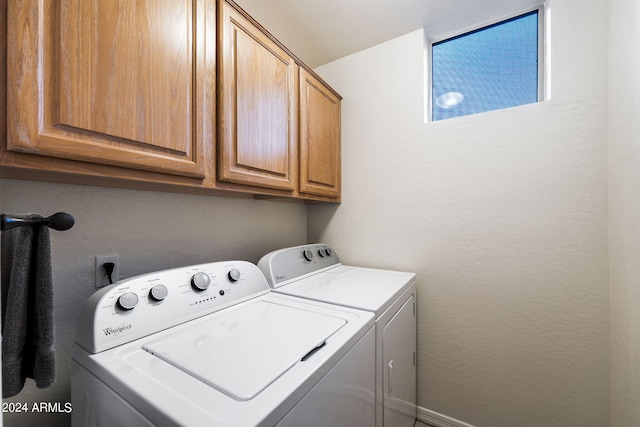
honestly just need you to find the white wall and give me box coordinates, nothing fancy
[608,0,640,425]
[0,179,307,426]
[309,0,610,425]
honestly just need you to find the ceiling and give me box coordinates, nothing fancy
[234,0,543,68]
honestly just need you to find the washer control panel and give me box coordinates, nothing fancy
[257,244,341,288]
[75,261,269,353]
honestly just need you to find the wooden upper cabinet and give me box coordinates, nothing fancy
[4,0,340,201]
[6,0,210,178]
[299,69,341,199]
[217,0,298,192]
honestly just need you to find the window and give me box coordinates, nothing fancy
[429,8,544,121]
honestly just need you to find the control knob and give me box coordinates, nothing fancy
[149,284,168,301]
[117,292,139,311]
[303,249,314,262]
[228,269,241,282]
[191,272,211,291]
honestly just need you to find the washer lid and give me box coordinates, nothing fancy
[142,300,346,401]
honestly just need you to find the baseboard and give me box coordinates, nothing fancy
[417,406,476,427]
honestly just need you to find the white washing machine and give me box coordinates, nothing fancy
[258,244,417,427]
[71,260,375,427]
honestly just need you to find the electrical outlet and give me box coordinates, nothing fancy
[95,254,119,288]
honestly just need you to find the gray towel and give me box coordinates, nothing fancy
[1,215,56,398]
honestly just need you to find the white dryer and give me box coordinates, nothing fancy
[72,260,375,427]
[258,244,417,427]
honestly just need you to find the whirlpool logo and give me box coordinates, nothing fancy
[103,323,132,336]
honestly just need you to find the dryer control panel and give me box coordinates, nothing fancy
[75,261,270,353]
[258,244,341,288]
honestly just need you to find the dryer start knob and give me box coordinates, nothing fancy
[303,249,314,262]
[191,272,211,291]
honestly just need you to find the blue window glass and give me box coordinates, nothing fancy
[431,11,540,121]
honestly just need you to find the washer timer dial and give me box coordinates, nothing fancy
[149,284,168,301]
[228,269,241,282]
[117,292,139,311]
[191,272,211,291]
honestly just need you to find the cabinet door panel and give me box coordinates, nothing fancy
[235,29,289,175]
[7,0,205,178]
[218,1,297,191]
[299,69,341,198]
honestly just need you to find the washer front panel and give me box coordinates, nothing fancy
[73,293,375,427]
[75,261,270,353]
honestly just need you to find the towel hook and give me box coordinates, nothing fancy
[0,212,75,232]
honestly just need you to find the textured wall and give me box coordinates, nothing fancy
[0,179,307,426]
[609,0,640,425]
[309,2,610,425]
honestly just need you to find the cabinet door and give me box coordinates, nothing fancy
[299,69,341,199]
[7,0,207,178]
[218,0,298,191]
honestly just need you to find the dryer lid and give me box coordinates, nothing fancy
[142,300,346,401]
[278,266,416,317]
